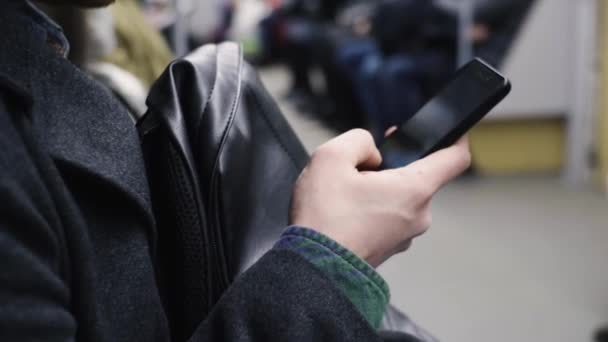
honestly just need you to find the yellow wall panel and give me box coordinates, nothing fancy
[470,119,564,174]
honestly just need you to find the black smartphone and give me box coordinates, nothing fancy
[380,58,511,167]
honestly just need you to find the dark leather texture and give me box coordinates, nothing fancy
[139,42,437,342]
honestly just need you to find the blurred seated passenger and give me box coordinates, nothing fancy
[337,0,534,139]
[257,0,351,103]
[104,0,174,88]
[257,0,350,64]
[334,0,456,138]
[44,0,172,116]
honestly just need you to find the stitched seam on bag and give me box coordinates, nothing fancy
[207,44,243,288]
[206,44,241,177]
[194,49,219,147]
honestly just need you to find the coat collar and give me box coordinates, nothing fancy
[0,10,40,104]
[0,4,69,101]
[0,11,154,227]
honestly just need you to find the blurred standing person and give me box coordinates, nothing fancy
[188,0,236,47]
[216,0,236,42]
[187,0,220,46]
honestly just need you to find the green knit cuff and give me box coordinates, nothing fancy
[275,226,390,329]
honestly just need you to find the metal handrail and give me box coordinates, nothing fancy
[457,0,474,67]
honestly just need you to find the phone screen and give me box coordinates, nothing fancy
[380,59,509,167]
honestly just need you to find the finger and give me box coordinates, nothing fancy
[384,126,398,138]
[317,129,382,169]
[398,136,471,192]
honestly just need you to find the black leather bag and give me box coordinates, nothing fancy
[138,42,437,342]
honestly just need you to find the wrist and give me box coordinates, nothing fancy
[275,226,391,328]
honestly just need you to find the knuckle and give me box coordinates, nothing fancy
[311,144,337,162]
[419,210,432,229]
[351,128,375,144]
[407,210,431,237]
[397,214,426,240]
[398,210,415,225]
[450,143,472,169]
[412,182,434,200]
[460,149,472,169]
[351,128,371,138]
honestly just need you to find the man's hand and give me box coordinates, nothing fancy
[470,24,490,43]
[290,129,471,267]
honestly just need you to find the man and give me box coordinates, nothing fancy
[0,0,471,341]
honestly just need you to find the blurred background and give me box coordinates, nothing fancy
[41,0,608,341]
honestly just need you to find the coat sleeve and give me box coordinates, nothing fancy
[190,249,384,342]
